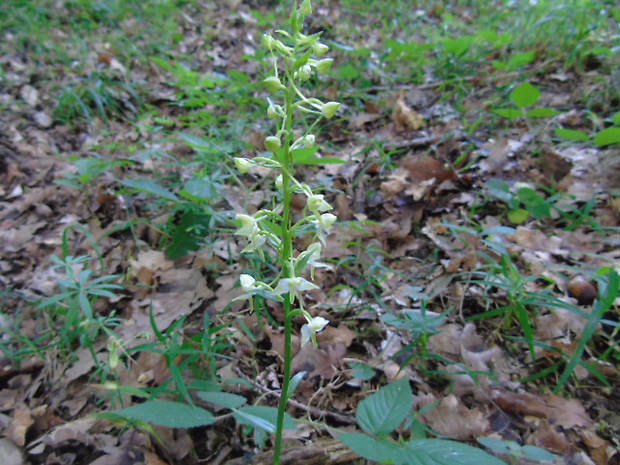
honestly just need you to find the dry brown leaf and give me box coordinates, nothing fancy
[528,419,573,455]
[5,404,33,447]
[393,96,425,132]
[417,393,490,440]
[494,392,593,428]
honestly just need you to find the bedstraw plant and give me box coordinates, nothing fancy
[232,1,339,462]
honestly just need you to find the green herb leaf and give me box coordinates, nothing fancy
[510,82,540,108]
[357,376,413,436]
[112,400,216,428]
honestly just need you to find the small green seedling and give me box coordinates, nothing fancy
[492,82,559,120]
[556,110,620,147]
[485,178,552,224]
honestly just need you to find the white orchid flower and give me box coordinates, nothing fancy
[235,214,266,253]
[240,274,258,292]
[298,243,332,279]
[306,194,332,214]
[301,316,329,347]
[273,276,318,304]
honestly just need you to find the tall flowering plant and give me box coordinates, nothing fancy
[232,1,340,462]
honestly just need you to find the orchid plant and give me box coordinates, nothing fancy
[232,1,340,463]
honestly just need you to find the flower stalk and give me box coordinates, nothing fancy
[232,2,340,464]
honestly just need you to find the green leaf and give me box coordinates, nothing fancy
[612,111,620,125]
[232,406,296,433]
[112,400,216,428]
[526,201,551,220]
[179,132,217,151]
[506,50,535,70]
[510,82,540,108]
[285,371,307,401]
[593,127,620,146]
[198,391,247,409]
[486,178,512,202]
[522,445,556,461]
[348,362,376,381]
[402,439,507,465]
[340,433,402,462]
[165,210,210,258]
[293,48,312,69]
[555,128,589,141]
[119,178,178,201]
[291,147,319,163]
[338,64,361,80]
[299,156,346,165]
[357,377,413,436]
[492,108,522,119]
[508,208,529,224]
[180,178,219,201]
[526,107,559,118]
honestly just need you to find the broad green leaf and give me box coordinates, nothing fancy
[338,64,361,80]
[198,391,247,409]
[526,201,551,220]
[401,439,507,465]
[522,445,556,461]
[612,111,620,125]
[179,132,216,151]
[180,178,218,201]
[232,406,297,433]
[593,127,620,146]
[506,50,535,70]
[165,211,210,258]
[485,178,512,202]
[508,208,529,224]
[510,82,540,108]
[348,362,376,381]
[112,400,215,428]
[340,433,402,463]
[119,178,178,201]
[527,107,559,118]
[492,108,522,119]
[299,156,346,165]
[357,376,413,436]
[555,128,589,141]
[291,147,319,163]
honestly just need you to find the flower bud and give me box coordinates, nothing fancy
[262,33,276,51]
[303,134,316,147]
[313,42,329,57]
[315,58,333,74]
[263,76,285,92]
[275,174,283,189]
[267,104,279,119]
[297,64,312,81]
[321,101,340,118]
[234,157,253,174]
[299,0,312,16]
[265,136,281,152]
[320,213,337,228]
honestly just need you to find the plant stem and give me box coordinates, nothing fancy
[273,73,296,465]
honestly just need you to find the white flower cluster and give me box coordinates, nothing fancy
[232,0,340,348]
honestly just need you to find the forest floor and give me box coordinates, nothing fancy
[1,1,619,464]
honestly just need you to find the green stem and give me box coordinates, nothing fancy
[273,69,296,465]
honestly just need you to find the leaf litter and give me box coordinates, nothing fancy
[1,1,619,464]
